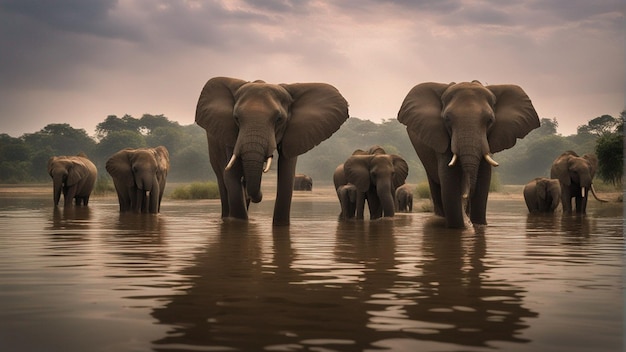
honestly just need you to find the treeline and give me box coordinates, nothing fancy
[0,112,623,186]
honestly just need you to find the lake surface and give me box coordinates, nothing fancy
[0,186,623,352]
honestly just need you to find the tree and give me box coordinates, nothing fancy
[595,110,624,186]
[576,114,619,136]
[95,114,142,139]
[22,123,96,157]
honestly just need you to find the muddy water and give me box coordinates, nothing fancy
[0,188,623,352]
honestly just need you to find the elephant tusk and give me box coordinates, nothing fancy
[225,154,237,171]
[263,156,273,173]
[448,154,458,167]
[484,154,499,167]
[581,187,586,197]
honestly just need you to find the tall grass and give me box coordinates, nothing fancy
[170,182,220,199]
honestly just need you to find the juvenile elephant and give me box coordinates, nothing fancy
[395,183,414,213]
[343,152,409,219]
[336,183,358,220]
[106,146,170,214]
[48,153,98,207]
[550,151,607,214]
[398,81,539,227]
[293,174,313,191]
[195,77,348,225]
[523,177,561,213]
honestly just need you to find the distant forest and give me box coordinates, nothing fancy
[1,112,623,186]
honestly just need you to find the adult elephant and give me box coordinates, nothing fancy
[48,153,97,207]
[106,146,170,214]
[293,174,313,191]
[523,177,561,213]
[195,77,348,225]
[395,183,414,213]
[550,151,607,214]
[398,81,539,228]
[343,152,409,219]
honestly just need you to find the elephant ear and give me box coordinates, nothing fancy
[66,159,89,186]
[397,82,453,154]
[537,179,548,201]
[582,153,598,177]
[106,149,134,186]
[550,155,571,187]
[195,77,248,146]
[279,83,349,158]
[391,154,409,188]
[344,155,372,193]
[154,146,170,175]
[486,85,540,153]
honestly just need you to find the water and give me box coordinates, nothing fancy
[0,187,623,352]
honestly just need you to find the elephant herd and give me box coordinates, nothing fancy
[47,76,608,228]
[523,151,606,215]
[48,146,170,214]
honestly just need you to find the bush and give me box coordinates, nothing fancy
[170,182,220,199]
[93,177,115,195]
[415,182,431,198]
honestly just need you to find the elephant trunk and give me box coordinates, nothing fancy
[377,181,395,218]
[452,130,490,195]
[148,175,160,213]
[52,175,64,206]
[236,129,274,204]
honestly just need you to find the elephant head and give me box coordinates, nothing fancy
[106,146,170,213]
[195,76,348,225]
[344,153,409,219]
[550,151,606,214]
[48,154,98,207]
[398,81,539,227]
[523,177,561,213]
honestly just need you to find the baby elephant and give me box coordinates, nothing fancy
[523,177,561,213]
[395,183,414,213]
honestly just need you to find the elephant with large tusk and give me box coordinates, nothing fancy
[550,151,607,214]
[195,77,349,225]
[398,80,540,228]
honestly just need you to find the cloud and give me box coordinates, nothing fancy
[0,0,623,137]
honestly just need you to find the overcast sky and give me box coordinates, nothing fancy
[1,0,624,137]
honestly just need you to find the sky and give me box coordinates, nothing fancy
[1,0,624,137]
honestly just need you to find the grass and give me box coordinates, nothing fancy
[170,181,220,199]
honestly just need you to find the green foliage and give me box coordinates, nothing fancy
[1,112,623,189]
[415,182,431,198]
[93,176,115,195]
[595,131,623,185]
[170,182,220,199]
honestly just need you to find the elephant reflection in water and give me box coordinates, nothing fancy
[150,218,537,350]
[394,222,538,347]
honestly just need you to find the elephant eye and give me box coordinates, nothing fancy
[233,114,240,125]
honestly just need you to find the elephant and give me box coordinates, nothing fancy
[336,183,358,220]
[342,152,409,220]
[398,80,540,228]
[195,76,349,225]
[395,183,414,213]
[106,146,170,214]
[550,151,607,214]
[48,153,98,207]
[523,177,561,213]
[293,174,313,191]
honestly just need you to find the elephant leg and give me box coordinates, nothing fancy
[427,179,444,217]
[65,186,77,207]
[273,155,297,226]
[408,194,413,212]
[356,193,366,219]
[224,167,248,220]
[560,186,572,214]
[469,160,490,225]
[438,159,465,228]
[367,188,382,219]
